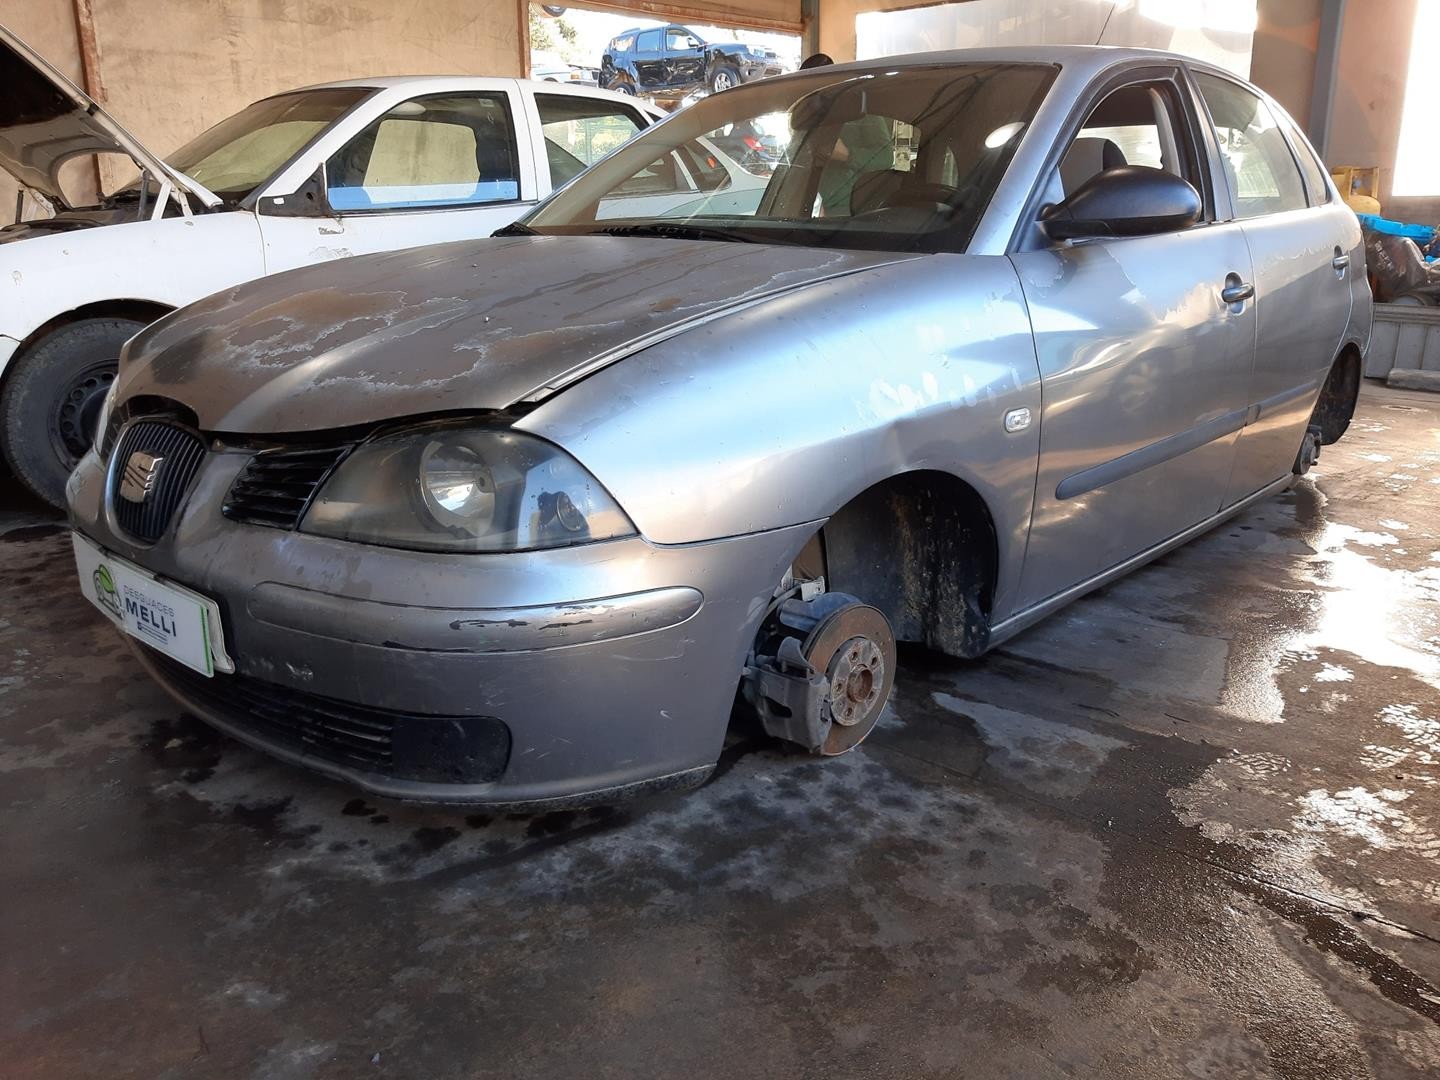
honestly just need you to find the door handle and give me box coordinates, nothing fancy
[1221,281,1255,305]
[1332,253,1351,271]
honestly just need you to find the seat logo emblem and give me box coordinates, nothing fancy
[119,451,165,504]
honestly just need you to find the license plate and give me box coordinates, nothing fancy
[72,533,233,677]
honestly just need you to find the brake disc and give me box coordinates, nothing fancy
[801,602,896,756]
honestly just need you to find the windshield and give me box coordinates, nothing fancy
[155,87,370,201]
[525,64,1055,253]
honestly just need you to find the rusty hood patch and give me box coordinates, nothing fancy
[117,234,916,434]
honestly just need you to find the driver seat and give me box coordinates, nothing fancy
[1059,137,1127,196]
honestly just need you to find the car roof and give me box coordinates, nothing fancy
[798,44,1216,78]
[278,75,618,93]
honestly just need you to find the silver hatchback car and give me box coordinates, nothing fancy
[68,47,1370,808]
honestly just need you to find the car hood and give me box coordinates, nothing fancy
[0,25,217,211]
[119,234,918,434]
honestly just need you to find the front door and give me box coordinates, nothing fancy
[1190,71,1357,504]
[257,88,536,274]
[664,27,706,91]
[1012,73,1257,609]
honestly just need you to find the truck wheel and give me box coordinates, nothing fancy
[0,318,143,508]
[609,77,636,95]
[710,66,740,93]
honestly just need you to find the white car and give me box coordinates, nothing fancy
[0,24,659,505]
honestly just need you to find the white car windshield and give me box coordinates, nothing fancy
[125,87,369,203]
[524,63,1056,253]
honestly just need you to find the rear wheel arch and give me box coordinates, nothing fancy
[1312,342,1363,445]
[811,469,1000,660]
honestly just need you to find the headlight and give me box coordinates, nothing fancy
[302,422,635,553]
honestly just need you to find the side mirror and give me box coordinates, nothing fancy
[1041,165,1201,241]
[262,164,331,218]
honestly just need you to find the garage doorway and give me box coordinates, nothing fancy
[527,4,799,112]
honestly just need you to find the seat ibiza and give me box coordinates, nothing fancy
[68,47,1371,809]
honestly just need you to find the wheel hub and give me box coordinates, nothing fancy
[801,602,896,755]
[828,637,885,727]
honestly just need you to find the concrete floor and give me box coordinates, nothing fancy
[2,383,1438,1079]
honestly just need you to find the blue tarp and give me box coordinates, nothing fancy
[1356,212,1435,243]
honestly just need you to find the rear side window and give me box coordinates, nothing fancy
[536,94,644,187]
[637,29,662,51]
[1284,118,1332,205]
[1194,72,1308,218]
[326,92,520,211]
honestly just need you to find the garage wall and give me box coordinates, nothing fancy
[1251,0,1435,219]
[815,0,911,64]
[554,0,803,32]
[1250,0,1321,125]
[1,0,99,220]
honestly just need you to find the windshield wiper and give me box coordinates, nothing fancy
[493,220,538,237]
[592,222,758,244]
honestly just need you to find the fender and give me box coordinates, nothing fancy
[0,212,265,378]
[518,252,1045,622]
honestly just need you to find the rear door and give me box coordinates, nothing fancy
[631,29,667,92]
[257,85,536,273]
[1189,70,1356,504]
[528,90,649,193]
[1010,67,1258,608]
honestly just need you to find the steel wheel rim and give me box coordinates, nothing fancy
[714,72,735,91]
[49,359,117,468]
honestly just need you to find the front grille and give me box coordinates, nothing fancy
[145,650,511,784]
[223,444,351,529]
[111,421,207,543]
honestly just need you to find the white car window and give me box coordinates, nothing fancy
[327,93,520,211]
[157,87,368,202]
[536,94,644,188]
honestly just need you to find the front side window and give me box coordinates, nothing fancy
[1194,73,1307,218]
[536,94,644,188]
[525,64,1057,254]
[1055,79,1202,207]
[326,93,519,211]
[161,87,369,202]
[666,28,699,50]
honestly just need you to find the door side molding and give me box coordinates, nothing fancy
[1055,407,1248,500]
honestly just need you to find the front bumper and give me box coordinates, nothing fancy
[68,447,813,807]
[739,61,784,82]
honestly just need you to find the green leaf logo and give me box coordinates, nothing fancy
[96,565,115,594]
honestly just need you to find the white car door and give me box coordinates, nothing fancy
[255,84,538,273]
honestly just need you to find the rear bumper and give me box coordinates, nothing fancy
[68,446,814,807]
